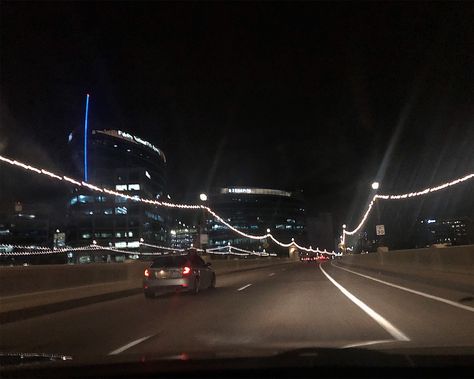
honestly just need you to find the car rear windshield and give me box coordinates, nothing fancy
[150,256,188,268]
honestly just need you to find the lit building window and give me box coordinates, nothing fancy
[78,195,94,203]
[115,207,128,215]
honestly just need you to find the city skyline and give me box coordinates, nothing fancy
[1,2,474,226]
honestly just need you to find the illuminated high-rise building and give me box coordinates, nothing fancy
[66,129,167,253]
[207,187,306,256]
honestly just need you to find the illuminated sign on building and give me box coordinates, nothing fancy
[228,188,251,194]
[95,130,167,162]
[220,188,292,197]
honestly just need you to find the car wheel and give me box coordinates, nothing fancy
[209,274,216,289]
[144,290,155,299]
[192,278,200,295]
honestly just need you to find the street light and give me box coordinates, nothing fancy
[266,228,271,234]
[371,183,383,250]
[197,194,208,249]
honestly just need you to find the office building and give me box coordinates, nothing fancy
[207,187,306,256]
[416,217,473,247]
[66,129,167,251]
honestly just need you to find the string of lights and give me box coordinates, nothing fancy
[206,246,228,252]
[0,244,51,251]
[206,244,270,256]
[0,243,275,258]
[0,245,103,256]
[342,173,474,243]
[0,154,313,250]
[2,154,471,254]
[208,250,248,257]
[139,242,184,251]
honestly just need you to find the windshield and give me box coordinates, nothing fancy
[0,1,473,373]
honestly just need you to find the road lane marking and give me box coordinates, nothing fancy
[108,335,154,355]
[237,284,252,291]
[342,339,395,349]
[332,262,474,313]
[319,264,410,342]
[269,273,275,277]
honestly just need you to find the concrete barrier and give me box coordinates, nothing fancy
[0,257,290,297]
[339,245,474,275]
[337,245,474,292]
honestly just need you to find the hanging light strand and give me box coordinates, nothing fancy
[343,173,474,239]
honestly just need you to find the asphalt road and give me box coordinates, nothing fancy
[1,261,473,361]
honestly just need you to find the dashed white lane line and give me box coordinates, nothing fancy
[108,335,154,355]
[332,262,474,313]
[319,264,410,342]
[268,273,276,277]
[237,284,252,291]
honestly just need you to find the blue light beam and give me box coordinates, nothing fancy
[83,94,90,182]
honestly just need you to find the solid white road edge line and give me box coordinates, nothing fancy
[319,264,410,342]
[237,284,252,291]
[342,339,396,349]
[108,335,154,355]
[332,262,474,313]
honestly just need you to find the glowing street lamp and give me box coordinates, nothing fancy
[371,182,380,190]
[199,193,208,201]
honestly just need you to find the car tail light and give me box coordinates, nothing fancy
[182,266,191,276]
[144,269,150,277]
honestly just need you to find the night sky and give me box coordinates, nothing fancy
[1,2,473,226]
